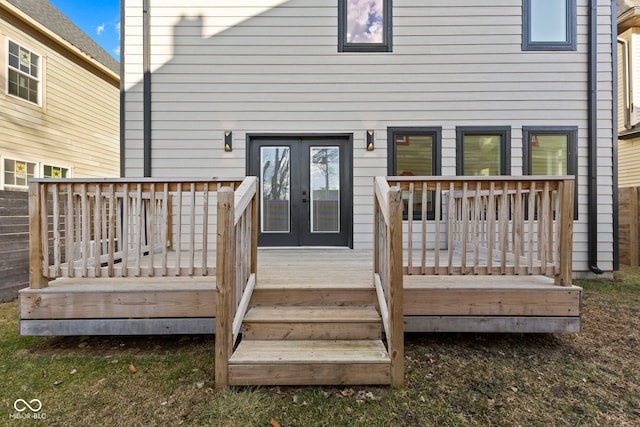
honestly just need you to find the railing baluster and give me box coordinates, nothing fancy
[499,182,508,274]
[540,182,550,272]
[189,183,195,275]
[434,182,441,274]
[162,183,169,276]
[175,183,182,276]
[514,182,522,274]
[93,184,102,277]
[65,184,73,277]
[461,182,468,273]
[135,183,142,276]
[53,184,61,277]
[487,182,495,275]
[527,181,536,274]
[473,182,480,274]
[202,183,209,275]
[421,182,427,274]
[81,184,90,277]
[447,181,455,274]
[148,183,156,277]
[122,184,129,277]
[108,184,116,277]
[407,182,413,275]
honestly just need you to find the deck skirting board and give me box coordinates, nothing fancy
[404,316,581,334]
[20,318,216,336]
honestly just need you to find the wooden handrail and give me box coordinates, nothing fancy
[373,177,404,388]
[215,177,259,388]
[28,178,245,284]
[386,176,575,286]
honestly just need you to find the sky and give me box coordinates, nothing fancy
[49,0,121,61]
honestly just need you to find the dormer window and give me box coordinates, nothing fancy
[338,0,392,52]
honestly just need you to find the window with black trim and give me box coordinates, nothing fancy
[388,127,441,219]
[522,0,576,51]
[7,40,41,104]
[338,0,392,52]
[456,127,511,176]
[523,126,577,218]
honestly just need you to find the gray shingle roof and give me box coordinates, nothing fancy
[618,0,640,16]
[6,0,119,75]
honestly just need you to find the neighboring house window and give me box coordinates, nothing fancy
[338,0,392,52]
[388,127,441,219]
[456,127,511,176]
[43,165,69,179]
[522,0,576,51]
[522,126,578,217]
[3,158,36,190]
[7,40,41,105]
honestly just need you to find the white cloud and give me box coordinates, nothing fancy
[346,0,383,43]
[114,21,121,40]
[97,23,105,36]
[113,46,121,57]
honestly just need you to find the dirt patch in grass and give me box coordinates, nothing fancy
[2,268,640,426]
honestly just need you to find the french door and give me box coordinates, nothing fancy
[248,136,352,247]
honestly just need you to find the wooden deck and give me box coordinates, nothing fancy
[22,176,580,387]
[20,248,581,335]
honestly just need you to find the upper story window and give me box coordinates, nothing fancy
[7,40,41,105]
[338,0,392,52]
[456,127,511,176]
[522,0,576,51]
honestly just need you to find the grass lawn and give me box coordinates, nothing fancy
[1,268,639,426]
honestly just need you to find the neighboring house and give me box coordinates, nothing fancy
[617,0,640,265]
[0,0,119,301]
[123,0,615,277]
[0,0,120,189]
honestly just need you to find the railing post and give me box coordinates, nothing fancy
[251,178,259,277]
[388,185,404,387]
[215,187,236,388]
[557,179,574,286]
[28,182,48,289]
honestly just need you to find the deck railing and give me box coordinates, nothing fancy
[214,177,259,388]
[28,178,246,287]
[385,176,575,286]
[373,177,404,388]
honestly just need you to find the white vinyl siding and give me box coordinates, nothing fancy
[123,0,614,273]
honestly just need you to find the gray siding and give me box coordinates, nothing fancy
[124,0,614,272]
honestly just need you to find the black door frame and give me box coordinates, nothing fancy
[246,133,353,248]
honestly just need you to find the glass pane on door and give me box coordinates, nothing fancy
[310,147,340,233]
[260,146,291,233]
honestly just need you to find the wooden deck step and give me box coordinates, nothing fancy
[242,306,382,340]
[228,340,391,386]
[251,283,376,307]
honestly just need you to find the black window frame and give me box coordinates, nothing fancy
[388,127,441,220]
[456,126,511,176]
[338,0,393,53]
[522,0,576,51]
[522,126,578,219]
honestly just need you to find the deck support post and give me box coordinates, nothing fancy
[557,179,575,286]
[28,182,48,289]
[215,187,236,388]
[388,185,404,388]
